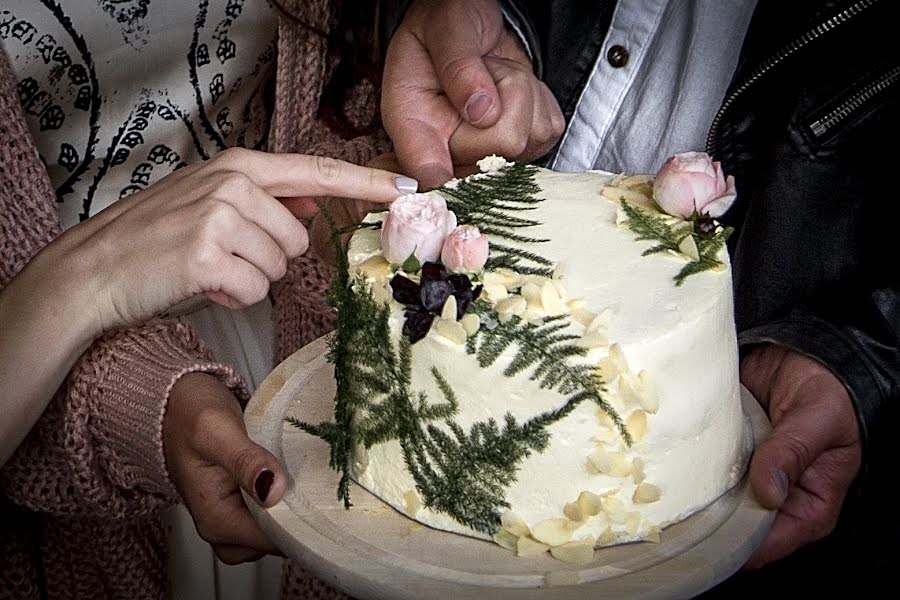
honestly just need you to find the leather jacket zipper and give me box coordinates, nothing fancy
[809,65,900,137]
[706,0,878,156]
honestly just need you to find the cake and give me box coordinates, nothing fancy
[295,153,751,564]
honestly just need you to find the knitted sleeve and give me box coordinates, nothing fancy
[0,50,249,518]
[1,322,248,518]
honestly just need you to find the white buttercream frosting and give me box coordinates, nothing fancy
[345,165,749,555]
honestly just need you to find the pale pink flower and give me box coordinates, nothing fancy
[441,225,489,273]
[381,193,457,265]
[653,152,737,219]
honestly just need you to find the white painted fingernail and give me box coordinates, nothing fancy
[394,176,419,194]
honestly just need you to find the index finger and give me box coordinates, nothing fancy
[212,149,417,203]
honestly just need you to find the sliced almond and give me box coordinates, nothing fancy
[483,283,509,303]
[602,185,652,208]
[596,408,615,428]
[600,344,630,378]
[495,295,527,317]
[601,496,627,524]
[642,525,662,543]
[563,501,584,522]
[493,527,520,551]
[576,491,604,517]
[678,234,700,261]
[587,447,632,477]
[625,409,648,442]
[540,281,565,316]
[530,518,577,546]
[552,278,569,301]
[481,271,508,290]
[520,282,542,304]
[621,174,654,188]
[494,268,525,289]
[637,370,659,413]
[632,482,661,504]
[434,319,467,345]
[578,330,609,350]
[631,457,646,484]
[440,295,458,321]
[460,313,481,336]
[618,373,642,407]
[571,308,597,328]
[597,526,616,546]
[516,536,550,558]
[353,255,391,281]
[550,539,596,565]
[500,511,530,538]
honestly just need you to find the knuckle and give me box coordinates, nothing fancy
[190,239,224,278]
[313,155,344,183]
[496,129,529,159]
[778,434,813,479]
[229,445,261,483]
[215,171,254,199]
[215,147,251,167]
[439,57,482,93]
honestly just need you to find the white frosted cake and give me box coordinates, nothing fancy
[297,154,751,563]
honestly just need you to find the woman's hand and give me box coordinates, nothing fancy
[163,372,286,565]
[64,148,414,330]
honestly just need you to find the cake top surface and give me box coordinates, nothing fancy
[348,160,733,348]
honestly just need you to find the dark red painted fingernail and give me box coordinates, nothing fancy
[255,469,274,503]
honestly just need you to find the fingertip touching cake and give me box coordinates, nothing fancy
[294,153,751,564]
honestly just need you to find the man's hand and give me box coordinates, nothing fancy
[164,372,287,565]
[382,0,564,188]
[741,343,862,569]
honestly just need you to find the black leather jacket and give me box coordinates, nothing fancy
[381,0,899,584]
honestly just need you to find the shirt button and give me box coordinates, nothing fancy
[606,44,629,68]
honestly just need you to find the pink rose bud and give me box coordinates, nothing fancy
[381,193,458,265]
[441,225,490,273]
[653,151,737,219]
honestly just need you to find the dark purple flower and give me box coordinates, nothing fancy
[389,262,482,343]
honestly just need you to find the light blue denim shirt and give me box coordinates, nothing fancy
[547,0,757,175]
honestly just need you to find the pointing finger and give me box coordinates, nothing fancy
[209,149,417,204]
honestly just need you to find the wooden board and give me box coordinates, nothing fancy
[244,336,775,599]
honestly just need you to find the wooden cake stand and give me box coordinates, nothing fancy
[244,336,775,600]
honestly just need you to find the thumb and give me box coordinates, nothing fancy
[221,432,289,508]
[748,403,828,510]
[211,422,287,508]
[426,0,504,126]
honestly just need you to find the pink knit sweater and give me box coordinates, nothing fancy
[0,1,387,598]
